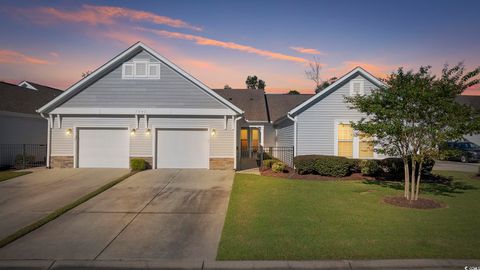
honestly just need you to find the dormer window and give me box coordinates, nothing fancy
[122,60,160,80]
[349,80,364,96]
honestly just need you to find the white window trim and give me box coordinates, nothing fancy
[334,119,377,159]
[122,60,161,80]
[349,80,364,96]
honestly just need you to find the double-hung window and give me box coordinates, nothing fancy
[336,122,375,159]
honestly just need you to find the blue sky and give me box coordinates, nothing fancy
[0,0,479,94]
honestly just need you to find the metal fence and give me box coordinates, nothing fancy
[261,146,294,168]
[239,146,294,168]
[0,144,47,169]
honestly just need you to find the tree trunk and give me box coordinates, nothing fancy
[410,160,416,201]
[415,161,423,200]
[403,159,410,199]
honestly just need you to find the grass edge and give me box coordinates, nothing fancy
[0,170,139,248]
[0,171,32,183]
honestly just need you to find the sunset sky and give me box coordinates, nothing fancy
[0,0,479,94]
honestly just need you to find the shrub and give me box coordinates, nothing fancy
[293,155,319,175]
[348,159,362,173]
[15,155,35,166]
[381,157,435,180]
[294,155,353,177]
[263,159,276,168]
[360,159,382,176]
[314,156,352,177]
[130,158,148,171]
[272,162,286,173]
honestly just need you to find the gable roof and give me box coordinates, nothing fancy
[18,81,38,90]
[37,42,243,115]
[288,67,386,116]
[266,94,314,123]
[0,81,62,115]
[213,89,268,122]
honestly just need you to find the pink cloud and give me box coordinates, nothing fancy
[49,52,59,58]
[139,28,309,63]
[290,46,324,55]
[29,5,201,31]
[0,49,50,65]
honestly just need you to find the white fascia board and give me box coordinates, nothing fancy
[49,107,237,116]
[38,42,244,116]
[288,67,387,116]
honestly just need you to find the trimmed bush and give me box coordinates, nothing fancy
[272,162,286,173]
[360,159,382,176]
[294,155,353,177]
[348,159,362,173]
[130,158,148,171]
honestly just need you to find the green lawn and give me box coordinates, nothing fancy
[217,171,480,260]
[0,171,31,183]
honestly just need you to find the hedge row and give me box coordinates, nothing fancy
[293,155,434,178]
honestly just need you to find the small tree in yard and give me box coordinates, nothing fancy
[345,64,480,201]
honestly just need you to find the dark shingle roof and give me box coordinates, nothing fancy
[456,95,480,110]
[213,89,269,122]
[0,82,63,115]
[266,94,314,123]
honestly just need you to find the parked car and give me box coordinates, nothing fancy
[443,141,480,163]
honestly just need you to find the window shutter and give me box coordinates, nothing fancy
[122,63,134,78]
[148,63,160,78]
[134,62,148,77]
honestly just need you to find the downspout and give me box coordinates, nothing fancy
[40,113,51,168]
[287,113,297,157]
[233,115,243,170]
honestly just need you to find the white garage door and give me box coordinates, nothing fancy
[78,128,129,168]
[156,129,209,168]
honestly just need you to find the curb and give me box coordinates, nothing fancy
[0,259,479,270]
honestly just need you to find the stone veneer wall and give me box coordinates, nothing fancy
[209,158,234,170]
[50,156,74,168]
[130,157,152,169]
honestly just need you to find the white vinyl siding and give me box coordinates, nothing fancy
[276,121,294,147]
[50,115,234,158]
[296,74,378,156]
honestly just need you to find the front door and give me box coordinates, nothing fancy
[240,127,262,169]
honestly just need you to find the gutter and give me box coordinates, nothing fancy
[40,113,51,168]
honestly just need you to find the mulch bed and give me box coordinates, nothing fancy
[259,167,374,181]
[383,196,445,209]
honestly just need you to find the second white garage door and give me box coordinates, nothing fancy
[77,128,129,168]
[156,129,209,168]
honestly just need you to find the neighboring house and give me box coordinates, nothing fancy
[0,81,62,168]
[455,95,480,145]
[38,42,388,170]
[0,81,62,144]
[275,67,386,159]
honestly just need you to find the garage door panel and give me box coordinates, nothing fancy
[156,129,209,168]
[78,128,129,168]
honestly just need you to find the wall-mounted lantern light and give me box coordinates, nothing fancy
[130,128,136,136]
[211,128,216,136]
[146,128,151,136]
[66,128,72,135]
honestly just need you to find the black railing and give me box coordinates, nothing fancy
[0,144,47,169]
[239,146,294,169]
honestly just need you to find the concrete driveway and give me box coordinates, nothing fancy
[0,168,129,239]
[0,169,234,261]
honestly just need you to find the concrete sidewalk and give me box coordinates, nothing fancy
[0,259,479,269]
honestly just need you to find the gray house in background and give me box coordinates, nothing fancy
[455,95,480,145]
[0,81,62,167]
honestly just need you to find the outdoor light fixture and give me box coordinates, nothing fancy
[130,128,136,136]
[211,128,216,136]
[65,128,72,135]
[146,128,151,135]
